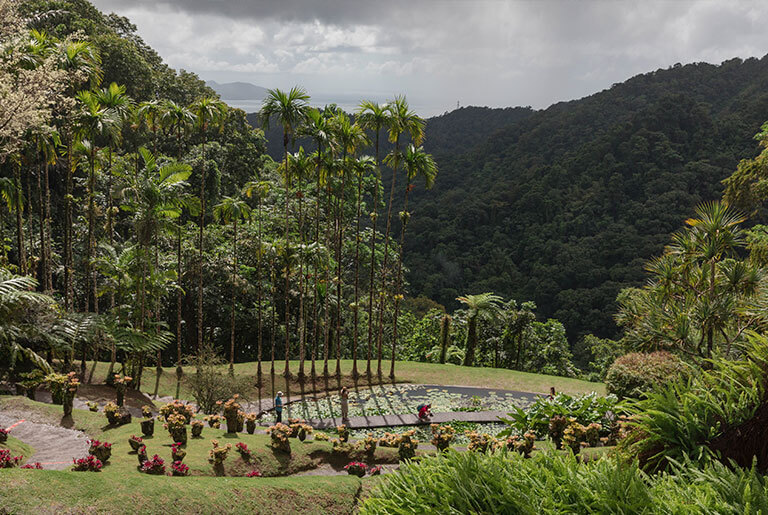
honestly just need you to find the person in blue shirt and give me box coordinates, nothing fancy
[274,391,283,423]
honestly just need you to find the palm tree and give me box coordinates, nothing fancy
[351,155,375,378]
[95,82,132,315]
[8,157,26,275]
[213,196,252,371]
[260,86,309,377]
[75,89,120,315]
[388,144,437,377]
[356,101,390,377]
[32,128,59,294]
[300,108,333,379]
[243,180,270,389]
[457,293,502,367]
[57,40,102,312]
[160,100,196,388]
[190,97,228,352]
[376,96,424,377]
[279,149,314,379]
[137,100,164,155]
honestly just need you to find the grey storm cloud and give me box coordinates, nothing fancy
[89,0,768,115]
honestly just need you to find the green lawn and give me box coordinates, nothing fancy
[85,359,604,402]
[1,435,34,465]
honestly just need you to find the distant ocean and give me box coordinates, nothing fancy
[224,93,455,119]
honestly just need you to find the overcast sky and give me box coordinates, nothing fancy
[89,0,768,116]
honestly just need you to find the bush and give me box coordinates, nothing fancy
[268,423,291,453]
[337,424,350,443]
[159,400,195,423]
[360,450,768,514]
[465,431,495,453]
[235,442,252,462]
[430,424,455,452]
[208,439,232,476]
[87,439,112,463]
[355,434,378,458]
[0,428,8,443]
[605,351,684,400]
[170,460,189,477]
[398,430,418,461]
[344,461,367,477]
[0,449,22,468]
[128,435,143,451]
[171,442,186,462]
[191,419,204,438]
[185,343,251,414]
[164,414,188,445]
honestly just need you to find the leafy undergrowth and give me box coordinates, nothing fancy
[0,435,34,465]
[83,359,604,401]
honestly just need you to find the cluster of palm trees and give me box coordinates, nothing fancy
[257,87,438,382]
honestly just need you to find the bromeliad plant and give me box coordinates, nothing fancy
[204,414,223,428]
[235,442,252,462]
[164,414,188,445]
[398,430,419,461]
[245,413,258,434]
[0,428,8,443]
[191,419,205,438]
[170,460,189,477]
[268,423,292,453]
[20,462,42,469]
[171,442,186,462]
[208,440,232,476]
[128,435,143,451]
[337,424,350,443]
[0,449,22,468]
[88,439,112,463]
[465,431,495,453]
[344,461,367,477]
[141,454,166,475]
[113,374,132,407]
[137,445,148,465]
[246,469,262,477]
[430,424,456,452]
[103,401,131,426]
[219,395,243,433]
[356,434,378,459]
[159,400,195,423]
[72,455,102,472]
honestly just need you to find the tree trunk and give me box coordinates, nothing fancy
[13,162,25,275]
[43,158,52,292]
[390,181,412,379]
[322,168,333,377]
[463,315,478,367]
[439,315,451,364]
[311,151,322,380]
[297,168,306,380]
[334,154,347,379]
[65,141,73,311]
[257,194,263,389]
[37,156,46,290]
[198,132,207,352]
[366,130,381,378]
[229,218,237,371]
[283,135,292,378]
[86,146,97,313]
[175,224,184,399]
[352,165,363,378]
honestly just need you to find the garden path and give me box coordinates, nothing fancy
[0,412,89,470]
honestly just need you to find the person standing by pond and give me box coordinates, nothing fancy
[340,387,349,422]
[275,391,283,423]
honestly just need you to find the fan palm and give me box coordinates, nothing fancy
[457,293,502,367]
[260,86,309,377]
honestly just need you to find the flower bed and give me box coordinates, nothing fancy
[20,462,42,469]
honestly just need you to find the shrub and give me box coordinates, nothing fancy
[191,419,204,438]
[0,428,8,443]
[88,439,112,463]
[245,413,257,434]
[170,460,189,477]
[20,462,42,469]
[398,430,418,461]
[430,424,456,452]
[246,469,262,477]
[171,442,186,462]
[344,461,367,477]
[220,395,243,433]
[0,449,22,468]
[585,423,602,447]
[140,454,166,475]
[378,433,401,448]
[141,405,153,418]
[561,420,585,454]
[86,401,99,412]
[314,431,329,441]
[128,435,143,452]
[268,423,291,453]
[137,445,148,465]
[503,431,536,457]
[605,351,683,400]
[368,465,382,476]
[332,438,353,456]
[103,401,130,426]
[113,374,131,407]
[235,442,252,462]
[46,372,79,415]
[185,343,251,414]
[72,455,102,472]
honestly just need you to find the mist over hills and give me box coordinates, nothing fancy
[206,80,269,100]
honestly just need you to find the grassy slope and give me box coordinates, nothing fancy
[0,396,394,514]
[86,359,604,401]
[0,435,34,465]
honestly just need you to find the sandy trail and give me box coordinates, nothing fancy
[0,412,89,470]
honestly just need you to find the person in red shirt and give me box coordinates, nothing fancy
[418,403,432,420]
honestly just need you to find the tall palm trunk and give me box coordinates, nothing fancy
[86,144,97,314]
[352,166,364,378]
[297,169,306,380]
[311,152,322,380]
[322,171,333,377]
[36,156,47,291]
[390,179,413,378]
[282,134,292,377]
[65,141,74,311]
[229,218,238,371]
[13,162,25,275]
[270,268,277,379]
[175,224,183,399]
[256,193,263,390]
[25,165,33,279]
[106,146,115,310]
[376,137,400,376]
[335,155,348,378]
[43,158,52,293]
[366,131,380,377]
[197,131,207,352]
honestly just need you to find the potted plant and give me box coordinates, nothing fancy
[245,413,257,434]
[164,414,187,445]
[159,400,194,423]
[430,424,456,452]
[128,435,143,452]
[87,439,112,463]
[171,442,186,462]
[170,460,189,476]
[0,428,8,444]
[137,445,148,465]
[113,374,131,407]
[220,395,242,434]
[140,454,166,475]
[140,416,155,437]
[267,423,291,453]
[46,372,79,416]
[235,442,252,463]
[398,430,418,461]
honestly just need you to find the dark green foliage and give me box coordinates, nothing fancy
[605,351,684,400]
[361,450,768,514]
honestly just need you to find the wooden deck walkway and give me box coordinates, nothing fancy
[307,410,508,430]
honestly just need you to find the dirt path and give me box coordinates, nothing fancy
[0,412,89,470]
